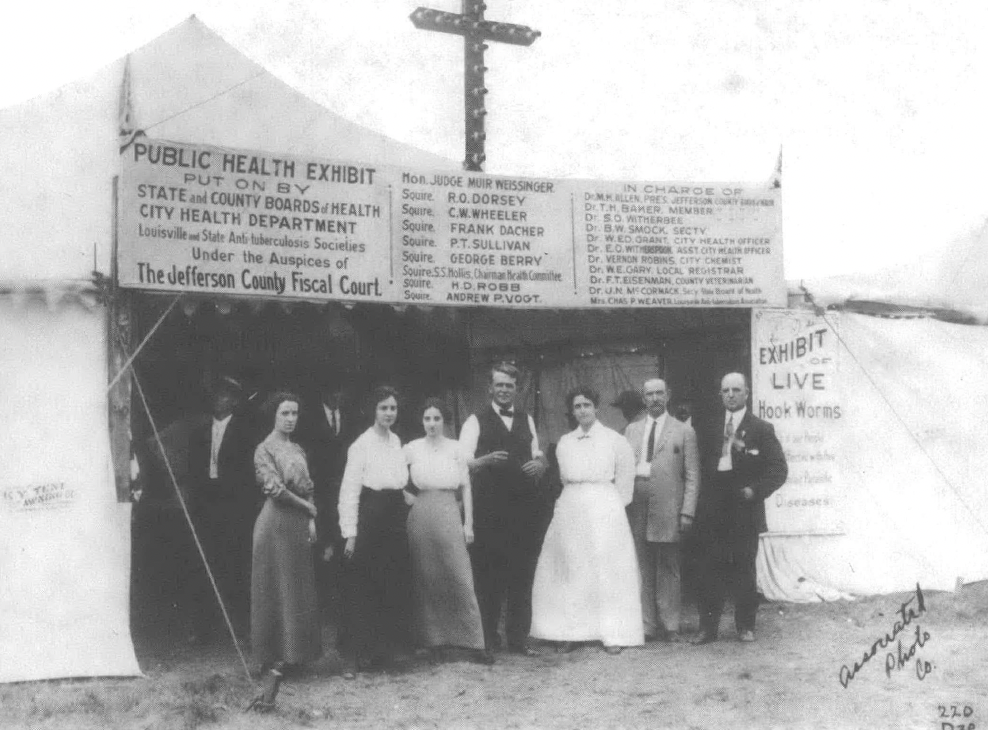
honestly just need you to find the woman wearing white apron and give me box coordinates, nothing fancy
[530,387,643,653]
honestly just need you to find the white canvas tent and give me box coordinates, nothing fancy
[0,16,453,683]
[0,283,142,683]
[2,10,985,684]
[797,217,988,321]
[755,250,988,601]
[0,15,452,283]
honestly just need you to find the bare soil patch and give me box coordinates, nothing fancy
[2,582,986,729]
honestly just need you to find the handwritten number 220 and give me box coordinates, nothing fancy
[938,705,974,718]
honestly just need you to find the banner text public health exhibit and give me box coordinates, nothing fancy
[118,140,784,308]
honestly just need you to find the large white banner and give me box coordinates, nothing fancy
[753,309,844,534]
[0,295,141,683]
[117,140,784,308]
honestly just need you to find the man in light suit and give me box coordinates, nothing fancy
[691,372,787,644]
[624,378,699,642]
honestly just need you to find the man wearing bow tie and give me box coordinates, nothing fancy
[460,362,548,656]
[624,378,699,642]
[692,372,787,645]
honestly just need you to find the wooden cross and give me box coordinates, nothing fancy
[410,2,540,172]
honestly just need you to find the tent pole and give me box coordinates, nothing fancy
[107,175,135,503]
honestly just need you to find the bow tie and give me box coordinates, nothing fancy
[498,407,514,417]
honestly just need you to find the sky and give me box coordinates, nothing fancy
[2,0,987,280]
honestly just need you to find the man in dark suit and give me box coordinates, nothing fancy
[692,372,787,644]
[460,362,547,657]
[300,382,357,618]
[187,375,259,641]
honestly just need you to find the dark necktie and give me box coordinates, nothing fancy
[646,419,657,461]
[499,407,513,417]
[722,414,735,460]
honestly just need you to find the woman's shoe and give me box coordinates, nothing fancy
[246,665,283,711]
[341,657,358,680]
[604,645,623,655]
[244,696,275,713]
[555,641,576,654]
[472,648,496,665]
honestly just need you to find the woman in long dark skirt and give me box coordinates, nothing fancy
[337,385,412,678]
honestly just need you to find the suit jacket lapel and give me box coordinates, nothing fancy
[653,416,673,455]
[735,411,753,444]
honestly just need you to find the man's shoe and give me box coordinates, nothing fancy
[555,641,577,654]
[645,629,670,643]
[690,631,718,645]
[508,644,538,657]
[667,632,687,643]
[738,630,755,643]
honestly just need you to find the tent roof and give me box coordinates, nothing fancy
[791,218,988,321]
[0,16,454,281]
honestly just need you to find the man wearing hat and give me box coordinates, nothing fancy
[624,378,699,642]
[187,375,259,642]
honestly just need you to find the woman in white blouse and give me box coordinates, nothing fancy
[337,385,412,678]
[530,387,644,654]
[404,398,488,663]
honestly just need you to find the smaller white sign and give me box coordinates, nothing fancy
[753,309,844,534]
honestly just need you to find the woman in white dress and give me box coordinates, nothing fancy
[530,387,643,654]
[404,398,488,662]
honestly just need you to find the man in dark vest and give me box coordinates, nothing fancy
[460,362,548,657]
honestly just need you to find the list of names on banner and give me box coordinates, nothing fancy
[578,182,782,306]
[396,170,572,306]
[118,140,783,308]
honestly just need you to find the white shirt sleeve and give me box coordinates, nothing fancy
[459,414,481,462]
[338,436,366,539]
[613,431,637,506]
[527,414,543,459]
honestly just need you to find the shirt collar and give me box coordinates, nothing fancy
[575,420,603,439]
[646,411,667,427]
[492,401,514,415]
[726,407,746,425]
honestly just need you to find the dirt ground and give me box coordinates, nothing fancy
[2,582,986,730]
